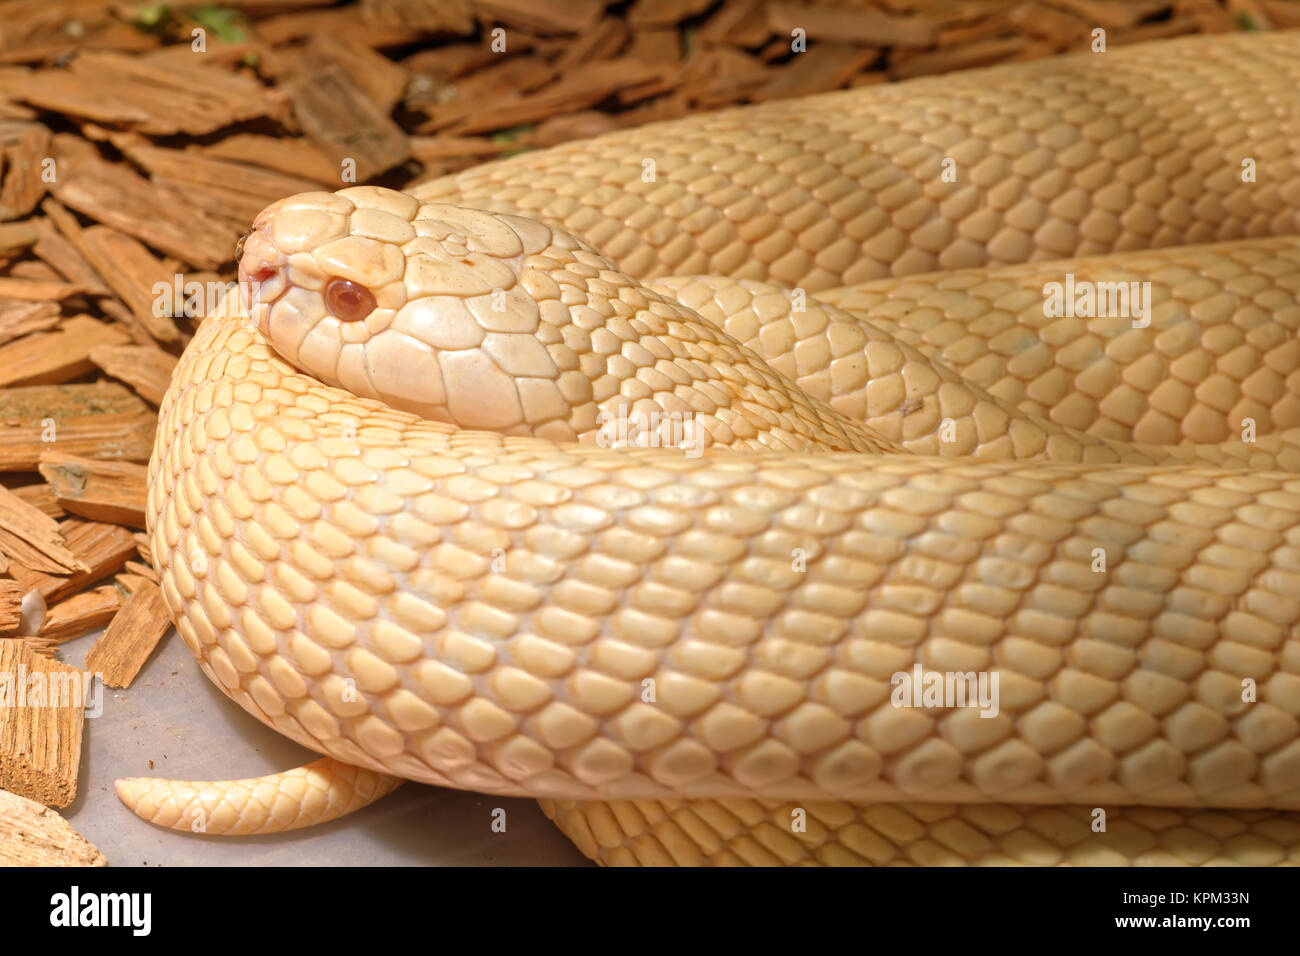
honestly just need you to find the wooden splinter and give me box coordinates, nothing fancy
[83,581,170,689]
[0,787,106,866]
[0,639,88,808]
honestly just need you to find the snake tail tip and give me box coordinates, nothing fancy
[113,760,405,836]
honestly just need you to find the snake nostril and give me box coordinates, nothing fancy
[325,277,378,322]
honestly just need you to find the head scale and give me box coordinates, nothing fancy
[240,185,562,431]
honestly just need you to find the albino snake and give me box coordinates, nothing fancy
[115,32,1300,865]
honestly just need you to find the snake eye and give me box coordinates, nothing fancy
[325,278,377,322]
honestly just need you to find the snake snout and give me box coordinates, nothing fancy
[237,216,289,336]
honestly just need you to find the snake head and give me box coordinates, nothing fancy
[239,186,559,428]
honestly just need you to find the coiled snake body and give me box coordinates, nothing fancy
[117,32,1300,864]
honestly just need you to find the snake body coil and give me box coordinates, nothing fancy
[118,32,1300,865]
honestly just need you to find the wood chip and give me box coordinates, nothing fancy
[449,60,666,135]
[113,573,151,595]
[123,141,323,217]
[302,32,409,115]
[0,219,37,256]
[408,136,516,163]
[253,7,419,45]
[0,485,85,575]
[555,17,630,70]
[0,0,155,65]
[0,380,155,472]
[150,177,267,238]
[132,531,153,567]
[0,787,105,865]
[699,0,771,47]
[93,298,156,349]
[8,518,136,605]
[891,0,1009,24]
[358,0,475,35]
[628,0,715,29]
[1047,0,1171,28]
[285,63,410,182]
[1102,16,1200,44]
[21,636,58,660]
[0,580,21,635]
[31,218,107,296]
[526,111,621,148]
[754,45,879,102]
[76,226,182,343]
[0,639,86,807]
[474,0,604,35]
[39,586,121,644]
[766,3,937,48]
[49,136,239,269]
[679,49,770,107]
[87,344,177,407]
[37,451,148,528]
[8,262,60,282]
[615,94,689,128]
[0,299,59,347]
[196,134,338,186]
[0,315,129,389]
[890,35,1030,78]
[1182,0,1240,30]
[0,276,83,300]
[84,580,170,689]
[402,43,500,83]
[0,123,51,221]
[937,15,1017,47]
[9,482,62,520]
[18,50,269,136]
[1256,0,1300,27]
[627,28,681,63]
[123,560,157,583]
[451,56,556,100]
[1009,3,1090,45]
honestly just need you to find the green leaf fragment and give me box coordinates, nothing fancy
[491,124,536,144]
[131,4,172,31]
[192,5,248,44]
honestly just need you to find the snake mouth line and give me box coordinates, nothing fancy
[240,274,287,340]
[236,219,290,337]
